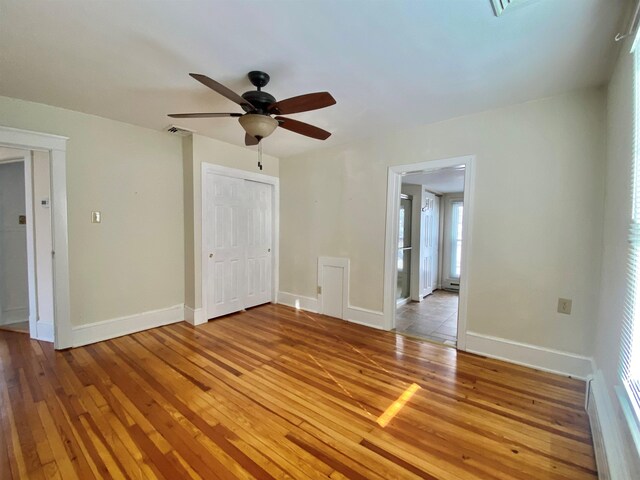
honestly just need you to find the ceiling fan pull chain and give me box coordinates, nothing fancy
[258,141,263,171]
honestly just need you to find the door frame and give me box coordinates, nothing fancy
[383,155,475,350]
[200,163,279,321]
[0,125,71,349]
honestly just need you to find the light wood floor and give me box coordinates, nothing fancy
[0,304,596,479]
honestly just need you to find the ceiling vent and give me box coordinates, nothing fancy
[165,124,196,136]
[490,0,537,17]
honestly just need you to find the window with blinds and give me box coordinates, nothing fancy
[620,47,640,426]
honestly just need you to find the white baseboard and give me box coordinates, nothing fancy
[71,304,185,347]
[184,306,206,326]
[465,331,592,379]
[344,305,384,329]
[278,291,319,313]
[396,297,410,307]
[35,322,54,343]
[278,291,384,329]
[0,307,28,325]
[587,368,633,480]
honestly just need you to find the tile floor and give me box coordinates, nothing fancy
[395,289,458,345]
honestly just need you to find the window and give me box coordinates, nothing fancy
[620,47,640,430]
[450,201,463,278]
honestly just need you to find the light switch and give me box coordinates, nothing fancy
[91,211,101,224]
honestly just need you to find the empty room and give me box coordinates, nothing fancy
[1,0,639,478]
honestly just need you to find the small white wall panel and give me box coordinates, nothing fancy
[321,265,344,319]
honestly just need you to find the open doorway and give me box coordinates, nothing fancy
[0,146,55,341]
[384,155,474,350]
[394,166,465,346]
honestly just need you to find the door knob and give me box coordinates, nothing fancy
[209,253,214,258]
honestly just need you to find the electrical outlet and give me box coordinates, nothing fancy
[91,211,101,224]
[557,298,572,315]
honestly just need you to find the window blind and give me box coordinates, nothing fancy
[620,47,640,417]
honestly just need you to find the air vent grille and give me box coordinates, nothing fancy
[490,0,536,17]
[165,125,195,136]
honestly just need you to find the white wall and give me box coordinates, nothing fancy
[280,88,605,356]
[0,161,28,324]
[593,39,640,475]
[0,95,184,326]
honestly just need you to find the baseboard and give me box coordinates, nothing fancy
[278,291,384,329]
[0,307,28,325]
[277,291,319,313]
[396,297,410,307]
[184,306,206,326]
[344,305,384,329]
[35,322,54,343]
[465,331,592,379]
[587,368,633,480]
[72,304,185,347]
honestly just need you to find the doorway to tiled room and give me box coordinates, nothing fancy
[397,290,458,345]
[394,166,465,347]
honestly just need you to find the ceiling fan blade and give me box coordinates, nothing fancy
[189,73,256,110]
[167,112,242,118]
[269,92,336,115]
[245,133,259,146]
[275,116,331,140]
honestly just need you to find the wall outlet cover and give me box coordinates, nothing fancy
[558,298,572,315]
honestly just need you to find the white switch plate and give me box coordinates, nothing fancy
[557,298,572,315]
[91,211,101,223]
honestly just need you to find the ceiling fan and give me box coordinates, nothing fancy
[168,71,336,146]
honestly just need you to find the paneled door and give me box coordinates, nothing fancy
[421,192,439,297]
[205,173,246,319]
[245,180,273,308]
[204,171,274,320]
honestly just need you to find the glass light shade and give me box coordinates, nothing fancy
[238,114,278,139]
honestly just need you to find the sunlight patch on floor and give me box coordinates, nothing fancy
[377,382,421,427]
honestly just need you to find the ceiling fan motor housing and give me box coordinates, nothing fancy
[241,90,276,114]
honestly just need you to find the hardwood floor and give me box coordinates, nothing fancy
[0,304,596,479]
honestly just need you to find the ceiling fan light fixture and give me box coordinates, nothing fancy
[238,114,278,140]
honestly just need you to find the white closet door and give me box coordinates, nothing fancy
[244,180,273,308]
[205,173,245,319]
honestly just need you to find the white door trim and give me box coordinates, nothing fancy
[0,125,71,349]
[384,155,475,351]
[23,154,38,338]
[200,163,279,323]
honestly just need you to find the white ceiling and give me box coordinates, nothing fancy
[402,167,465,194]
[0,0,628,158]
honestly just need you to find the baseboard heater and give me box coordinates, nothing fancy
[586,377,610,479]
